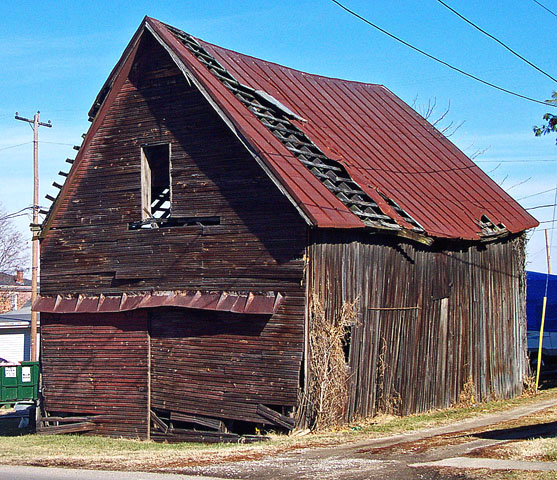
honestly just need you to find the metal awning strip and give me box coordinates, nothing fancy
[33,291,283,315]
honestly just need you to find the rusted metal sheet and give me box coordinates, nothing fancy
[193,34,538,239]
[33,291,283,315]
[308,230,528,420]
[143,18,534,240]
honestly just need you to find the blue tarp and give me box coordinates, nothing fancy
[527,271,557,332]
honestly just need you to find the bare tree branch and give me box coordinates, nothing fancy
[0,203,28,274]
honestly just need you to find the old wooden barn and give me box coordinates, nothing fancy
[34,17,538,439]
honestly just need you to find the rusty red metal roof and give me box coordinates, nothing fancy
[43,17,537,241]
[33,291,283,315]
[145,17,537,240]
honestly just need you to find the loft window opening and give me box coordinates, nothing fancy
[131,142,221,230]
[141,143,171,221]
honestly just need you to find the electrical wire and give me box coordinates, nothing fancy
[0,207,34,222]
[475,159,557,163]
[0,142,32,152]
[39,141,75,146]
[526,203,557,210]
[532,0,557,19]
[436,0,556,83]
[519,187,557,201]
[330,0,556,107]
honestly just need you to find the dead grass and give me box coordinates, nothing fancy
[449,468,557,480]
[306,295,358,430]
[501,438,557,461]
[344,387,557,436]
[472,437,557,463]
[0,387,555,473]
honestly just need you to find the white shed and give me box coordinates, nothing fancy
[0,307,39,363]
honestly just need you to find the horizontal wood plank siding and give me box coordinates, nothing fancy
[40,312,149,438]
[39,32,306,435]
[150,305,304,423]
[40,32,307,296]
[309,230,527,420]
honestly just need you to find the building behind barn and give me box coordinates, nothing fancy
[34,17,537,439]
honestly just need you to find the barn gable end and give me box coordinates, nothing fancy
[39,27,307,438]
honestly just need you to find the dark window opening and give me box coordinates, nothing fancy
[477,214,507,237]
[141,144,171,221]
[133,143,221,230]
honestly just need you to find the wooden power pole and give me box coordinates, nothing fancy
[15,111,52,362]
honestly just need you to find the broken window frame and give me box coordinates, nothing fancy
[131,142,221,230]
[141,142,172,221]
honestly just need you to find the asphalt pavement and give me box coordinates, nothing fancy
[0,465,231,480]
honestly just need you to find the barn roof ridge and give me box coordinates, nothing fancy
[40,16,538,241]
[189,35,387,90]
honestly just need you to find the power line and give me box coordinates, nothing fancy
[40,141,75,146]
[518,187,557,201]
[475,159,557,163]
[526,203,557,210]
[0,207,34,222]
[329,0,556,107]
[436,0,557,83]
[0,142,32,152]
[532,0,557,19]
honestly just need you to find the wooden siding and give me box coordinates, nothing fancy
[40,312,149,438]
[309,230,527,419]
[39,31,307,296]
[150,305,303,424]
[39,32,307,435]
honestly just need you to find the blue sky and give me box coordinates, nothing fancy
[0,0,555,272]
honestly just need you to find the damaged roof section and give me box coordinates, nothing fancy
[164,23,421,233]
[43,17,538,241]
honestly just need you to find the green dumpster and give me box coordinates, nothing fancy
[0,362,39,405]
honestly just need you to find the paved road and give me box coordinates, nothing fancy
[0,465,230,480]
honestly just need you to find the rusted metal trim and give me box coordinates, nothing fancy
[33,290,283,315]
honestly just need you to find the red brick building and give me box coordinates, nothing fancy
[0,271,31,314]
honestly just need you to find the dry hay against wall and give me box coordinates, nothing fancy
[307,295,358,430]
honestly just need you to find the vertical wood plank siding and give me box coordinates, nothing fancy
[39,32,306,434]
[309,230,527,419]
[40,311,149,438]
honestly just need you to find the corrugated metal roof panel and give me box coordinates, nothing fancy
[179,29,537,240]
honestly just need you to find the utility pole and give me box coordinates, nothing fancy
[15,111,52,362]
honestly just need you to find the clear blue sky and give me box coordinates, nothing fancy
[0,0,555,272]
